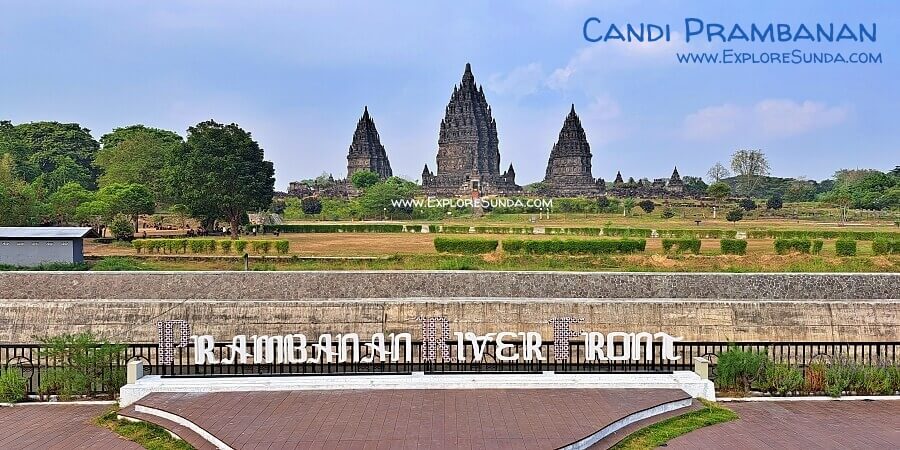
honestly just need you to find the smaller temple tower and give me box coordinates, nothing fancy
[666,166,684,192]
[346,106,392,180]
[543,105,602,197]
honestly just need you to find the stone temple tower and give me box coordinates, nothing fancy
[346,106,392,180]
[543,105,603,197]
[422,63,520,195]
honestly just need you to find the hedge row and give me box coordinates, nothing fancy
[433,238,499,254]
[132,239,290,255]
[748,229,897,241]
[774,238,812,255]
[720,239,747,255]
[268,224,405,233]
[835,239,857,257]
[872,238,900,255]
[502,239,646,255]
[661,238,701,254]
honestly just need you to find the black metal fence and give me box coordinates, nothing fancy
[2,341,897,395]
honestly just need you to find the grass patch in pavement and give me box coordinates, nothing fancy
[611,400,738,450]
[95,408,195,450]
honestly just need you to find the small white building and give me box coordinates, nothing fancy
[0,227,97,267]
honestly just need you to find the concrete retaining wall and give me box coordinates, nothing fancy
[0,272,897,342]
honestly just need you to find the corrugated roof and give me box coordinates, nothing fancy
[0,227,98,239]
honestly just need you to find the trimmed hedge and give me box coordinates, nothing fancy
[872,238,900,255]
[720,239,747,255]
[661,238,701,254]
[835,239,857,257]
[811,240,824,255]
[433,237,499,254]
[133,239,289,255]
[747,229,898,241]
[774,238,812,255]
[502,238,646,255]
[269,224,404,233]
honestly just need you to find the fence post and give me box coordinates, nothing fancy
[126,360,144,384]
[693,356,710,380]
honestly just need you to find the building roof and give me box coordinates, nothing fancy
[0,227,98,239]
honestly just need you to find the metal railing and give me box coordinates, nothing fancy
[1,341,897,395]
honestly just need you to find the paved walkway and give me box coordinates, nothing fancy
[667,400,900,449]
[0,403,141,450]
[127,389,690,449]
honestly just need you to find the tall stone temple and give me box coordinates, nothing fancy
[346,106,392,180]
[543,105,604,197]
[422,63,520,195]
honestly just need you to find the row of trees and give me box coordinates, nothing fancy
[0,120,274,238]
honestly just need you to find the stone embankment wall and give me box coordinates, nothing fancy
[0,272,896,342]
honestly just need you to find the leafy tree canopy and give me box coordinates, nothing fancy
[2,121,100,190]
[171,120,275,237]
[96,125,183,206]
[358,177,419,218]
[350,170,380,190]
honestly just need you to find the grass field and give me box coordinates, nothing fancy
[82,212,900,273]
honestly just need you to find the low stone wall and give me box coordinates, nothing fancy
[1,271,897,300]
[0,272,897,342]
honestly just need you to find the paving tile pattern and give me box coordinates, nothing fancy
[0,404,141,450]
[135,389,690,449]
[666,400,900,450]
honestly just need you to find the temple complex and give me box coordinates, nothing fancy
[543,105,604,197]
[422,64,520,195]
[346,106,392,180]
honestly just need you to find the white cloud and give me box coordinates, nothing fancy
[754,99,850,138]
[548,32,689,90]
[486,63,545,97]
[683,99,851,141]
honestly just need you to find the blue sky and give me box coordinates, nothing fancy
[1,1,897,189]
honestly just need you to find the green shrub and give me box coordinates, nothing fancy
[661,238,701,255]
[0,369,27,403]
[188,240,207,254]
[434,238,499,254]
[108,214,134,241]
[758,363,804,396]
[871,238,900,255]
[720,239,747,255]
[835,239,857,257]
[887,365,900,393]
[234,240,248,254]
[252,240,272,255]
[37,332,126,400]
[206,239,217,253]
[715,345,768,392]
[805,361,827,393]
[825,363,855,397]
[811,239,824,255]
[275,240,290,255]
[91,257,145,271]
[851,366,893,395]
[436,256,479,270]
[219,240,232,254]
[131,240,145,254]
[774,238,812,255]
[502,239,646,255]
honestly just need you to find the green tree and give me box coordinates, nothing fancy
[682,176,708,194]
[75,200,111,234]
[638,199,655,214]
[730,149,771,197]
[108,214,134,240]
[350,170,380,190]
[0,153,45,225]
[301,196,323,215]
[10,122,100,189]
[167,203,190,228]
[621,198,636,216]
[48,182,94,225]
[707,182,731,202]
[97,183,155,232]
[171,120,275,238]
[96,125,183,206]
[766,195,784,210]
[358,177,419,218]
[726,208,744,224]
